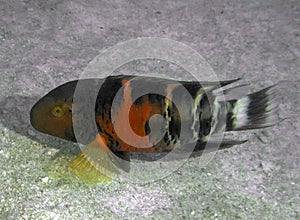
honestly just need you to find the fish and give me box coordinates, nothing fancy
[30,75,281,182]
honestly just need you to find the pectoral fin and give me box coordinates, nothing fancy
[68,134,130,183]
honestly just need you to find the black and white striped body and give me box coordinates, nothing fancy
[91,75,278,153]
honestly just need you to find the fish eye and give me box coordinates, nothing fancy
[51,106,65,117]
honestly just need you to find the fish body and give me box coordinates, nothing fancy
[30,75,279,181]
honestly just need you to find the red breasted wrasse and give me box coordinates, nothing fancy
[30,75,280,181]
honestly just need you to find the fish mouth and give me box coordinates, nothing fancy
[29,99,50,134]
[30,103,40,130]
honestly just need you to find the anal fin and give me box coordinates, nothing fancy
[196,136,248,153]
[218,138,248,149]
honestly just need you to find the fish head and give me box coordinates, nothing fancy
[30,80,78,142]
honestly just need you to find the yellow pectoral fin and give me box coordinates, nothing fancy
[68,134,129,183]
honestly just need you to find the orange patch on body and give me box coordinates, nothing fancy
[96,79,162,153]
[129,96,160,136]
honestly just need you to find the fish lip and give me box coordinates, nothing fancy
[29,100,47,132]
[29,96,52,129]
[29,103,38,129]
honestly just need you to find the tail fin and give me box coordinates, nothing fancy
[227,84,280,131]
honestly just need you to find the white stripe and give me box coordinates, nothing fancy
[209,99,220,134]
[191,89,203,141]
[232,97,249,128]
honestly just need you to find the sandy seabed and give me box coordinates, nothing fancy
[0,0,299,219]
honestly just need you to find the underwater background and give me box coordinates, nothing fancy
[0,0,299,219]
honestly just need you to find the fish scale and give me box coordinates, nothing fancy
[30,75,282,182]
